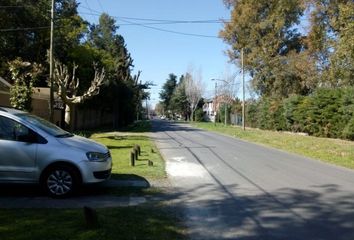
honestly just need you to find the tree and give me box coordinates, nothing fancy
[8,58,42,111]
[0,0,87,86]
[84,13,147,128]
[53,60,105,129]
[306,0,354,87]
[220,0,312,98]
[184,68,204,121]
[159,74,177,116]
[170,75,190,120]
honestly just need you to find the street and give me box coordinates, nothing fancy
[151,120,354,240]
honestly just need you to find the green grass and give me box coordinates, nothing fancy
[193,122,354,169]
[89,121,166,181]
[0,121,184,240]
[0,205,187,240]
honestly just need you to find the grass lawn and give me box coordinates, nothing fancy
[89,122,166,181]
[0,205,186,240]
[193,122,354,169]
[0,121,187,240]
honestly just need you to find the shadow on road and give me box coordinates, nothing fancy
[162,182,354,240]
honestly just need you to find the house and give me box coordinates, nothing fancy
[203,94,241,123]
[0,77,63,126]
[202,99,215,122]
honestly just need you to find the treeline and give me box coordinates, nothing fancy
[157,69,205,121]
[246,88,354,140]
[221,0,353,140]
[0,0,149,128]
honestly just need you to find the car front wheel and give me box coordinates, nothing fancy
[42,165,80,198]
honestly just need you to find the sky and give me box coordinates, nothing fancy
[77,0,236,107]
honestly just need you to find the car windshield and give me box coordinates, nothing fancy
[16,113,73,137]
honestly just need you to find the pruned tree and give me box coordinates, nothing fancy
[53,60,105,129]
[184,67,204,121]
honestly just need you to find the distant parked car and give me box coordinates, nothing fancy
[0,107,112,197]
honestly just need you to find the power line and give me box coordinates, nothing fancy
[78,9,229,23]
[96,0,105,13]
[79,12,226,25]
[117,17,220,38]
[78,5,226,38]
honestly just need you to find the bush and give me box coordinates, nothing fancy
[342,117,354,140]
[194,108,205,122]
[244,87,354,140]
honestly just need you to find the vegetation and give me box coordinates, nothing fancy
[244,87,354,140]
[0,206,187,240]
[215,0,354,141]
[1,1,150,129]
[89,122,166,180]
[159,69,205,121]
[221,0,354,98]
[0,122,183,240]
[8,58,42,111]
[193,122,354,169]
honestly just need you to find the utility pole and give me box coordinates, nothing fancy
[49,0,55,122]
[214,81,217,126]
[241,48,245,131]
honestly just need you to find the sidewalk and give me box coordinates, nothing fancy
[0,179,150,209]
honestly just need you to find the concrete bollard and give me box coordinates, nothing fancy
[134,148,138,160]
[134,144,141,156]
[148,160,153,166]
[130,151,135,166]
[83,206,98,229]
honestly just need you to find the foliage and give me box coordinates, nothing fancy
[1,1,144,129]
[307,0,354,87]
[193,108,204,122]
[8,58,42,111]
[245,88,354,140]
[159,73,177,115]
[170,75,190,120]
[218,104,232,124]
[221,0,353,98]
[221,0,310,98]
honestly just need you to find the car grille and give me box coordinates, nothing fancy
[93,169,111,179]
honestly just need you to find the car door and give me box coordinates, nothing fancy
[0,116,37,181]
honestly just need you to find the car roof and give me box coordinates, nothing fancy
[0,107,27,115]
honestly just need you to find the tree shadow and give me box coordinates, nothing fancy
[160,182,354,240]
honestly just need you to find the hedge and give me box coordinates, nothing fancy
[245,87,354,140]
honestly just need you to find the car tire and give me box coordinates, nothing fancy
[41,164,80,198]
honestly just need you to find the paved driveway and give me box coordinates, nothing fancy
[152,120,354,240]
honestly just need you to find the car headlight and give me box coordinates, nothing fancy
[86,152,107,162]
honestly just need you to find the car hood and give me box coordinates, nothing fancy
[57,135,108,153]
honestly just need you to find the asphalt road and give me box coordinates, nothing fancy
[151,120,354,240]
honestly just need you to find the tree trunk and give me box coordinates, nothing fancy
[64,104,71,130]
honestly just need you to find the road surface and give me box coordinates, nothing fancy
[151,120,354,240]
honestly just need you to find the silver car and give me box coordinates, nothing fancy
[0,107,112,197]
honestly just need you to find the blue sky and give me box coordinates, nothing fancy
[77,0,235,107]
